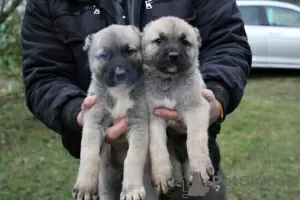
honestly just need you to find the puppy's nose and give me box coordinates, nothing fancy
[168,52,179,60]
[115,67,127,81]
[115,66,126,75]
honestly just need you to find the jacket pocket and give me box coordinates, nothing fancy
[54,6,106,45]
[53,6,107,90]
[144,0,197,25]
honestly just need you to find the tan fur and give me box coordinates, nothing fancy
[73,24,150,200]
[141,16,214,194]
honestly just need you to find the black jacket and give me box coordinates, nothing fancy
[21,0,252,160]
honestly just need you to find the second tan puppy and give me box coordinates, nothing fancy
[141,16,214,194]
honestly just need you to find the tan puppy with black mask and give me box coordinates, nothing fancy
[72,24,150,200]
[141,16,214,194]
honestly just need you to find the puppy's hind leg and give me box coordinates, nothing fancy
[99,143,121,200]
[167,139,183,188]
[149,117,174,194]
[120,122,149,200]
[183,98,214,185]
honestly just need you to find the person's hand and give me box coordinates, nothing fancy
[77,95,128,143]
[153,89,222,134]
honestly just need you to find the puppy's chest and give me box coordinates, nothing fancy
[151,96,177,109]
[106,89,135,119]
[148,83,180,109]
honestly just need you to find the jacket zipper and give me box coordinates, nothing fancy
[96,1,140,27]
[104,12,113,25]
[137,0,142,28]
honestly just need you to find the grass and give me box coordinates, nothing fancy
[0,69,300,200]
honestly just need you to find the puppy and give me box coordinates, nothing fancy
[72,24,150,200]
[141,16,214,194]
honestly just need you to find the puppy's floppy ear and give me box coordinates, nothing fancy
[194,27,202,48]
[83,34,94,52]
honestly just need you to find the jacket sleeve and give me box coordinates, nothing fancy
[195,0,252,120]
[21,0,86,158]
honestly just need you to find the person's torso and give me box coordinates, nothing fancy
[50,0,197,91]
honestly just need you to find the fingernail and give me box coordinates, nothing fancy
[154,110,161,116]
[91,95,97,103]
[123,118,128,126]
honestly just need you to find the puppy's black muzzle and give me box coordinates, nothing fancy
[164,46,180,62]
[103,56,141,87]
[114,66,128,82]
[167,51,179,61]
[156,44,189,75]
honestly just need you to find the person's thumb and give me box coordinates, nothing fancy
[202,89,215,102]
[76,110,84,127]
[81,95,98,111]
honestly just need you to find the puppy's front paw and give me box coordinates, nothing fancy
[120,186,146,200]
[72,180,99,200]
[151,164,175,194]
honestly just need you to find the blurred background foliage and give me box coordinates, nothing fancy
[0,0,24,82]
[0,10,23,81]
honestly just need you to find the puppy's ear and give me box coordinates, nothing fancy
[130,25,143,38]
[83,34,94,52]
[141,20,153,35]
[194,28,202,47]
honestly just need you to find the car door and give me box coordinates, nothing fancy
[238,5,270,67]
[264,6,300,67]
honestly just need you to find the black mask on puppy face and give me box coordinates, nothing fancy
[102,56,141,87]
[153,34,193,75]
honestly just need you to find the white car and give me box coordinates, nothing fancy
[237,0,300,69]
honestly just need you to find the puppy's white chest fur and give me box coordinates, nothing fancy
[152,97,177,109]
[108,86,134,119]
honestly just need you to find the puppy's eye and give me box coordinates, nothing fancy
[98,50,111,60]
[181,38,190,46]
[153,38,162,45]
[126,47,136,56]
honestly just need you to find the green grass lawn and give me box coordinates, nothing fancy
[0,70,300,200]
